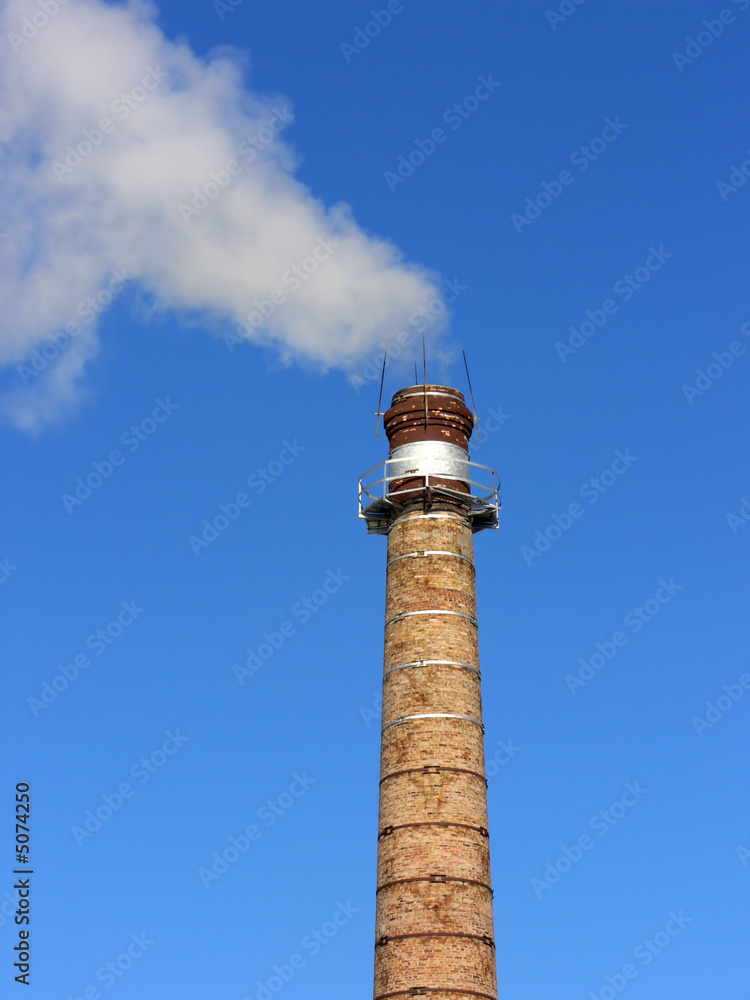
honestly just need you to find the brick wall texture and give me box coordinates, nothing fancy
[374,507,497,1000]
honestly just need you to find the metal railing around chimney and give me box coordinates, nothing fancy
[358,454,501,535]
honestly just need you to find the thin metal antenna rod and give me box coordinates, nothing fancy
[414,361,418,385]
[463,349,481,442]
[375,348,387,437]
[422,335,428,430]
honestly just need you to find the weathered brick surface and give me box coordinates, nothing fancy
[378,824,489,883]
[376,882,493,936]
[386,512,475,561]
[374,509,497,1000]
[384,662,482,719]
[385,555,477,619]
[375,936,496,995]
[384,616,480,668]
[379,770,489,828]
[381,717,486,772]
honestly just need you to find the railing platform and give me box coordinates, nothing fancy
[358,457,501,535]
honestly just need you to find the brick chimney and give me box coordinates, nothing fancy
[359,384,500,1000]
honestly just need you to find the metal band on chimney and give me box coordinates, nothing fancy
[376,932,495,949]
[381,713,484,733]
[387,510,472,532]
[375,989,498,1000]
[378,821,489,840]
[386,550,476,569]
[377,875,493,895]
[383,659,480,678]
[385,610,478,628]
[380,765,487,786]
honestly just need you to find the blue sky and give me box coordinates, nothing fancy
[2,1,749,998]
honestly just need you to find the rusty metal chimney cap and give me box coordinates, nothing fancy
[383,384,474,452]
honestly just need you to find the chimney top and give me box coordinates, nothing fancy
[383,385,474,453]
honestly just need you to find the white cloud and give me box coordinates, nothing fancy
[0,0,444,429]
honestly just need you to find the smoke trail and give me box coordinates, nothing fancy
[0,0,444,429]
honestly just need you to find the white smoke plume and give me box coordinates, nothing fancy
[0,0,445,430]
